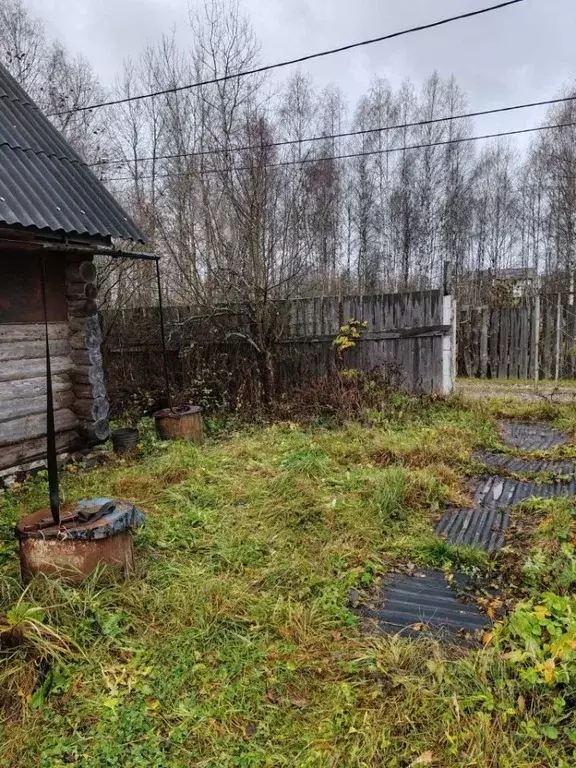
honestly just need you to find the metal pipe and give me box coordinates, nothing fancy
[155,259,173,410]
[0,235,158,261]
[39,256,61,526]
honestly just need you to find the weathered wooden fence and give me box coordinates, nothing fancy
[458,294,576,380]
[102,289,455,404]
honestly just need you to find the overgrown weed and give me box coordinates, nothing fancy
[1,396,576,765]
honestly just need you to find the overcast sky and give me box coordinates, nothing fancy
[25,0,575,149]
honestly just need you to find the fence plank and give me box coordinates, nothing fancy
[519,307,529,380]
[102,290,452,399]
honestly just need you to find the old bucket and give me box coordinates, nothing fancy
[153,405,204,443]
[15,498,145,583]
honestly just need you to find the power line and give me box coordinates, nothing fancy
[49,1,525,117]
[100,120,576,183]
[89,94,576,169]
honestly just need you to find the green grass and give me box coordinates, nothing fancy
[1,397,575,767]
[458,377,576,388]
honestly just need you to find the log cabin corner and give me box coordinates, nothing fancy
[0,61,147,482]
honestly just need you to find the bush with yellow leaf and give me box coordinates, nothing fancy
[333,319,369,358]
[497,592,576,687]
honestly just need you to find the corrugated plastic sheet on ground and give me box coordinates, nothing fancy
[357,570,490,640]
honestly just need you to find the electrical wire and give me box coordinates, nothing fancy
[49,1,525,117]
[100,120,576,183]
[88,93,576,169]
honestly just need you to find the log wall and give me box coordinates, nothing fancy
[65,260,110,444]
[0,321,77,471]
[0,254,109,477]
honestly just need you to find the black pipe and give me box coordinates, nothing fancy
[40,256,61,526]
[155,259,172,410]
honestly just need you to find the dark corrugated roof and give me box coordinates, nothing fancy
[0,62,146,242]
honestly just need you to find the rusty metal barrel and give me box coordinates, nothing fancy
[153,405,204,443]
[15,498,145,583]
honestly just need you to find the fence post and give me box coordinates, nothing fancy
[480,307,489,379]
[534,294,540,389]
[555,292,562,381]
[442,262,455,394]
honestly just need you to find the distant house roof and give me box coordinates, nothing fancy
[465,267,537,281]
[0,62,146,243]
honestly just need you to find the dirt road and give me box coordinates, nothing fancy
[457,378,576,402]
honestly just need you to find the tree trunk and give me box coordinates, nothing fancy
[0,375,71,402]
[80,419,109,444]
[0,391,74,421]
[74,397,110,421]
[258,348,275,405]
[66,282,98,301]
[0,340,69,362]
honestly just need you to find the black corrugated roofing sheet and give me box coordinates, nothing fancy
[476,451,576,477]
[498,420,568,450]
[436,475,576,552]
[356,570,490,640]
[0,62,146,242]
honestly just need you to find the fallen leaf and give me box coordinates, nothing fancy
[145,697,160,712]
[411,751,434,766]
[542,658,556,683]
[486,599,503,619]
[517,695,526,715]
[410,622,426,632]
[482,631,494,646]
[289,696,309,708]
[264,690,281,705]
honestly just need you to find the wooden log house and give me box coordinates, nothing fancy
[0,61,146,480]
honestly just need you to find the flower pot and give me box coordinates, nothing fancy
[111,427,140,454]
[154,405,204,443]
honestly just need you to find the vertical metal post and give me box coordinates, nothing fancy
[40,256,60,525]
[155,259,172,410]
[555,292,562,381]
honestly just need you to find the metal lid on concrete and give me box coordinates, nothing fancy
[16,498,145,541]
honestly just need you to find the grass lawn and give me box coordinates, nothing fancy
[1,395,576,767]
[457,377,576,393]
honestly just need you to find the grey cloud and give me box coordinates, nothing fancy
[25,0,576,139]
